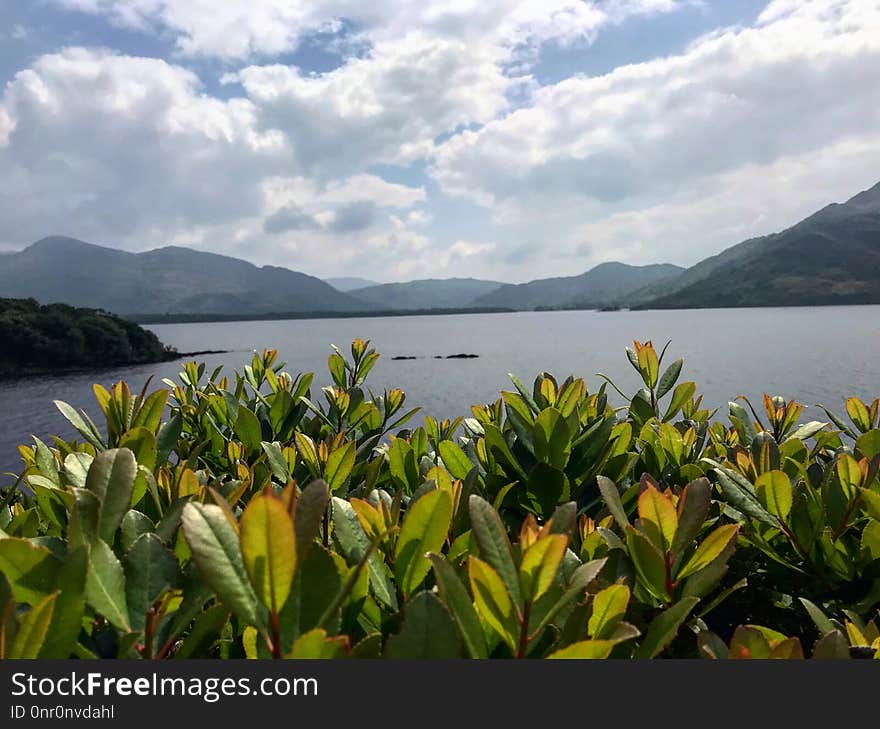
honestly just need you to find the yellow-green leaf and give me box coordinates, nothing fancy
[588,584,630,640]
[394,489,453,597]
[324,441,356,493]
[755,470,793,521]
[518,534,567,601]
[240,492,297,614]
[468,556,517,651]
[548,639,616,659]
[9,592,57,659]
[677,524,739,580]
[638,484,678,552]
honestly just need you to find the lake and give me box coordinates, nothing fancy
[2,306,878,486]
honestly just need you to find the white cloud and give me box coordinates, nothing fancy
[6,0,879,283]
[227,32,517,176]
[57,1,682,59]
[431,0,880,269]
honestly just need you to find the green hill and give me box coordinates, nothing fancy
[350,278,504,310]
[472,262,684,310]
[0,237,369,316]
[639,181,880,309]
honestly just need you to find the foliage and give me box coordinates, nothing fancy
[1,338,878,659]
[0,297,176,376]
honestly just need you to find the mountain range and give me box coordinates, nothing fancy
[1,180,878,317]
[632,181,880,308]
[0,237,366,316]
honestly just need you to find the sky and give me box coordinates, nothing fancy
[0,0,878,283]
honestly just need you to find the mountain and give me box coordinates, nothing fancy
[0,237,369,316]
[325,276,380,292]
[639,181,880,309]
[350,278,504,310]
[472,262,685,310]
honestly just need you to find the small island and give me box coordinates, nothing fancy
[0,297,177,377]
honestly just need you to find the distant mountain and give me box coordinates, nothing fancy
[0,237,369,316]
[639,181,880,309]
[325,277,380,292]
[351,278,504,310]
[472,262,684,310]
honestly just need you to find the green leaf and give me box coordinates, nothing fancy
[294,480,329,562]
[174,605,230,659]
[638,484,678,552]
[533,408,572,469]
[120,510,156,553]
[240,492,297,615]
[54,400,105,449]
[287,628,348,659]
[156,413,182,466]
[677,524,739,580]
[40,546,87,658]
[755,470,793,522]
[261,442,290,483]
[234,406,262,452]
[856,430,880,460]
[519,535,567,601]
[846,397,871,432]
[9,592,57,659]
[529,558,608,638]
[597,476,630,531]
[395,489,453,598]
[331,497,397,611]
[548,639,616,659]
[468,495,522,606]
[124,533,180,632]
[438,440,474,480]
[468,556,518,651]
[279,546,342,645]
[635,597,699,658]
[588,584,630,640]
[324,441,356,493]
[85,538,130,632]
[662,381,696,421]
[384,591,462,658]
[861,489,880,522]
[428,554,488,659]
[0,538,60,605]
[729,402,757,446]
[626,527,669,602]
[670,478,711,558]
[712,467,777,527]
[799,598,836,636]
[656,359,683,399]
[181,502,261,628]
[85,448,137,544]
[812,629,850,659]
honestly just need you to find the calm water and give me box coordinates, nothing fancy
[2,307,878,486]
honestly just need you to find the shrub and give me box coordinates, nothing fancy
[1,339,878,659]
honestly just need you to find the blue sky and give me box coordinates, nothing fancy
[0,1,878,283]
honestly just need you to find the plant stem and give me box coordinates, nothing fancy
[517,601,532,659]
[270,612,282,659]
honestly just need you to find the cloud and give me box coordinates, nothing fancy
[263,204,320,234]
[431,0,880,268]
[6,1,878,283]
[57,1,683,60]
[328,201,376,233]
[226,33,518,177]
[0,47,287,248]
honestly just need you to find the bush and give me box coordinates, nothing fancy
[0,297,175,376]
[1,339,878,659]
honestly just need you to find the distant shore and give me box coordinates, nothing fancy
[131,306,515,324]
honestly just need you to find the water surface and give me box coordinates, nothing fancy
[2,307,878,485]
